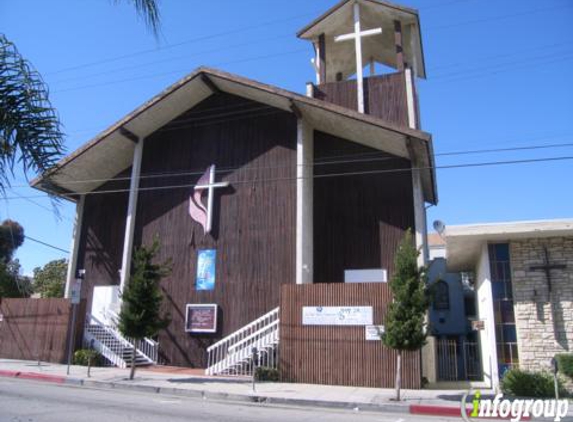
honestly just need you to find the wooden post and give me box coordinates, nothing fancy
[394,20,405,71]
[318,33,327,84]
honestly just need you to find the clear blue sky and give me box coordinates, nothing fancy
[1,0,572,275]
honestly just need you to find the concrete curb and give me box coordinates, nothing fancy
[2,370,489,417]
[83,378,414,414]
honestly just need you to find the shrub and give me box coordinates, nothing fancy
[255,366,280,382]
[73,349,104,367]
[501,368,567,398]
[555,354,573,379]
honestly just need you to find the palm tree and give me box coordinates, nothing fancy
[0,1,161,192]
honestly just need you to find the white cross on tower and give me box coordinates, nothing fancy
[334,2,382,113]
[191,165,230,234]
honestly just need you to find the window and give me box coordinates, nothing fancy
[488,243,519,375]
[434,280,450,310]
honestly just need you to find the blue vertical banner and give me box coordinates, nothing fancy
[196,249,216,291]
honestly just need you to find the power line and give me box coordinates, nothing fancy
[45,0,478,79]
[24,235,69,254]
[6,140,573,189]
[45,10,321,76]
[4,155,573,201]
[426,3,572,31]
[6,140,573,190]
[52,48,307,94]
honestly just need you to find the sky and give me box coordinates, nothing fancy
[1,0,572,275]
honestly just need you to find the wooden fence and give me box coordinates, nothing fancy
[279,283,421,388]
[0,298,85,363]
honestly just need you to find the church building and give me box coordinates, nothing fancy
[31,0,437,386]
[441,219,573,390]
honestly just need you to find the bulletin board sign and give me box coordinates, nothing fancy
[185,304,218,333]
[196,249,216,291]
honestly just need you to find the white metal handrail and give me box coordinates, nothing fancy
[103,309,159,364]
[206,307,279,376]
[84,312,157,367]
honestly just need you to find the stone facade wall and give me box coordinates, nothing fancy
[510,237,573,374]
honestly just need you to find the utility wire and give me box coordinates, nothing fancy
[44,0,481,78]
[52,48,307,94]
[45,10,322,76]
[4,155,573,201]
[7,140,573,189]
[23,235,69,254]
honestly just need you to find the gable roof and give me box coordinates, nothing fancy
[31,67,437,203]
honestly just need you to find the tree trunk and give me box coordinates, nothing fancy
[129,344,137,380]
[395,350,402,401]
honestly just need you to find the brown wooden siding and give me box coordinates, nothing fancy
[279,283,421,388]
[0,299,85,363]
[313,131,414,284]
[76,175,130,313]
[312,72,410,127]
[134,93,297,368]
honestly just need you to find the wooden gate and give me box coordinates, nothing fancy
[0,298,85,363]
[279,283,421,388]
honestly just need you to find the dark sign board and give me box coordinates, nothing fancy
[185,304,218,333]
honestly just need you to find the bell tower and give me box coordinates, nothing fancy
[298,0,426,129]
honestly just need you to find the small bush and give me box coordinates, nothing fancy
[255,367,280,382]
[73,349,104,367]
[501,368,567,398]
[555,354,573,379]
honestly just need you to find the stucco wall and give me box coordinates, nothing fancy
[510,237,573,372]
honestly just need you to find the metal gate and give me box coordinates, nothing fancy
[437,338,482,381]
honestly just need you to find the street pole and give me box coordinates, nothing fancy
[66,271,84,376]
[66,302,77,375]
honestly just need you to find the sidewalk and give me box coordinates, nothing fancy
[0,358,548,418]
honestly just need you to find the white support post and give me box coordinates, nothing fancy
[411,170,428,267]
[405,68,427,266]
[353,2,365,113]
[119,138,144,294]
[405,68,417,130]
[64,195,85,298]
[296,118,313,285]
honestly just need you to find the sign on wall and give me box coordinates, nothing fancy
[185,304,218,333]
[365,325,385,340]
[196,249,216,291]
[302,306,373,326]
[344,269,387,283]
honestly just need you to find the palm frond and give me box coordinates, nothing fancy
[0,34,65,194]
[114,0,162,37]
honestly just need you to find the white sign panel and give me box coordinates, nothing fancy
[302,306,373,326]
[70,280,82,305]
[344,269,387,283]
[365,325,385,341]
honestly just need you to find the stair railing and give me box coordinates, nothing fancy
[206,307,279,376]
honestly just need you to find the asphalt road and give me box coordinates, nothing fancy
[0,378,459,422]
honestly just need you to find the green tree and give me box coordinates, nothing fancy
[0,219,24,261]
[0,259,32,298]
[33,258,68,298]
[0,1,160,191]
[381,229,429,401]
[118,239,170,380]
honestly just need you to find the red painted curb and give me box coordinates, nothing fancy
[409,404,531,420]
[410,404,469,417]
[17,372,66,384]
[0,370,65,384]
[0,369,19,378]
